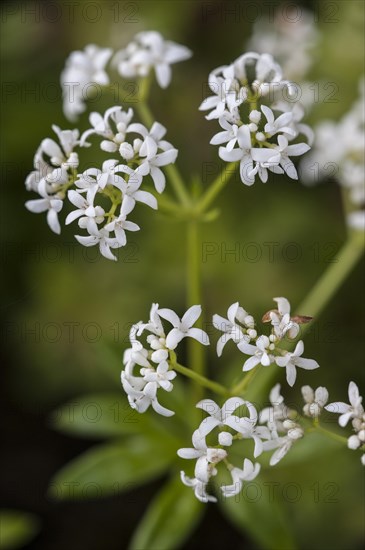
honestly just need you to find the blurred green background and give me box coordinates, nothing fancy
[1,0,364,549]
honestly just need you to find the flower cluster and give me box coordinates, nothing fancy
[113,30,192,88]
[260,384,304,465]
[325,381,365,465]
[178,398,263,502]
[301,78,365,230]
[61,33,191,122]
[247,8,319,82]
[25,108,178,260]
[214,297,319,386]
[121,304,210,416]
[61,45,112,122]
[121,297,320,422]
[25,125,82,235]
[177,381,365,503]
[200,52,313,185]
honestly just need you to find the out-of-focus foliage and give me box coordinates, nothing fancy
[1,1,364,549]
[0,510,40,550]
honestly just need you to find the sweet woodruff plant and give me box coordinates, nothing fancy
[25,31,364,506]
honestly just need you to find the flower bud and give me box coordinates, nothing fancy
[348,435,361,450]
[119,142,135,160]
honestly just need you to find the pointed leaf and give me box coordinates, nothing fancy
[219,477,296,550]
[129,476,204,550]
[49,436,175,500]
[0,510,40,550]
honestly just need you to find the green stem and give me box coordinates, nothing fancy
[187,220,206,401]
[249,232,364,400]
[231,365,261,396]
[296,231,364,320]
[134,100,191,206]
[174,363,229,397]
[197,162,238,213]
[311,425,349,445]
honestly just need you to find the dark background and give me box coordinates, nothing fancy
[1,0,364,548]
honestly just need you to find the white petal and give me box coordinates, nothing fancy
[158,308,181,328]
[186,328,210,346]
[165,328,185,350]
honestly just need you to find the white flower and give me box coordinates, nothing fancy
[199,64,243,121]
[325,381,364,427]
[261,105,295,138]
[123,324,151,368]
[25,180,63,234]
[80,106,134,150]
[263,296,301,340]
[136,136,178,193]
[75,227,121,261]
[158,305,210,350]
[275,341,319,386]
[140,361,176,391]
[301,385,328,417]
[259,384,289,428]
[221,459,260,498]
[177,429,227,483]
[25,125,80,194]
[114,31,192,88]
[210,117,240,150]
[301,77,364,227]
[113,164,157,211]
[203,52,312,186]
[180,472,216,503]
[121,372,174,417]
[219,125,280,186]
[262,423,304,466]
[274,135,310,179]
[61,45,112,121]
[137,303,165,337]
[65,189,105,233]
[247,9,319,81]
[196,397,254,435]
[238,335,274,370]
[212,302,255,356]
[347,210,365,231]
[104,201,140,246]
[75,160,120,199]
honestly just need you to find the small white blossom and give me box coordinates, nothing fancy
[25,180,63,234]
[275,340,319,387]
[212,301,254,356]
[178,429,227,483]
[158,305,210,350]
[61,45,112,121]
[247,8,319,81]
[221,459,260,498]
[262,424,304,466]
[114,31,192,88]
[301,78,364,227]
[180,472,217,504]
[301,385,328,417]
[325,381,364,427]
[121,373,174,417]
[80,106,134,150]
[65,189,105,234]
[238,335,274,370]
[75,227,121,261]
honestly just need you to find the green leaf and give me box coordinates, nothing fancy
[50,393,151,439]
[219,476,297,550]
[49,435,175,500]
[50,386,193,442]
[129,476,204,550]
[0,510,40,550]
